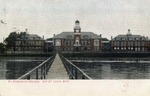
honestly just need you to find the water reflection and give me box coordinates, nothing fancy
[0,57,47,79]
[73,62,150,79]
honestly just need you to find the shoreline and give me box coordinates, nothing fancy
[62,52,150,58]
[0,53,55,57]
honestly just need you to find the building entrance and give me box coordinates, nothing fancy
[75,47,80,51]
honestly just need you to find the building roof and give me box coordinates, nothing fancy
[46,38,53,41]
[17,34,44,40]
[112,29,149,41]
[75,20,80,23]
[112,34,148,41]
[101,38,109,41]
[53,32,101,39]
[26,34,44,40]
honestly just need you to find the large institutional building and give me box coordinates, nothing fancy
[13,21,150,53]
[15,31,45,52]
[53,20,102,52]
[111,29,149,52]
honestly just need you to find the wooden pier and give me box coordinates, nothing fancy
[46,54,69,79]
[17,53,91,80]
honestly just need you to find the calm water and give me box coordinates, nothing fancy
[73,61,150,79]
[0,57,47,79]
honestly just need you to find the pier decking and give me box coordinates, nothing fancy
[46,54,69,79]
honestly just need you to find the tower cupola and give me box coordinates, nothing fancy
[74,20,81,33]
[127,29,132,36]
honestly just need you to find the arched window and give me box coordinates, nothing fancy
[76,37,79,44]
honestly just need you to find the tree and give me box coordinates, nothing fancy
[0,43,5,53]
[4,31,27,51]
[17,32,27,39]
[4,32,18,49]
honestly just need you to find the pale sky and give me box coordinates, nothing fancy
[0,0,150,42]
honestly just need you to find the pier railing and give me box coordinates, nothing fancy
[17,54,56,79]
[59,53,92,80]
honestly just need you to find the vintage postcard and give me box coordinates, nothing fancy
[0,0,150,96]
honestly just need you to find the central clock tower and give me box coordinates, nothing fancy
[74,20,81,51]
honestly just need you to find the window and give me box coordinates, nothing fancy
[121,42,123,46]
[94,39,99,46]
[142,47,144,51]
[138,47,140,51]
[76,30,79,32]
[96,41,98,45]
[39,42,41,45]
[97,47,99,50]
[124,42,126,46]
[116,41,119,46]
[70,41,71,45]
[135,42,137,46]
[75,37,80,45]
[129,37,132,40]
[66,41,68,46]
[135,47,137,51]
[141,42,145,46]
[66,35,72,39]
[122,38,125,40]
[85,41,87,45]
[116,37,120,40]
[136,38,140,40]
[141,37,145,40]
[94,47,99,51]
[137,42,140,46]
[83,35,89,39]
[130,42,133,46]
[87,41,89,44]
[114,42,116,46]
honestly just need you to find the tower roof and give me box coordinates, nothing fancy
[127,29,132,36]
[75,20,80,24]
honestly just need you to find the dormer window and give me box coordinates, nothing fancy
[122,38,125,40]
[66,35,72,39]
[83,35,89,39]
[129,37,132,40]
[141,37,145,40]
[136,38,139,40]
[116,37,120,40]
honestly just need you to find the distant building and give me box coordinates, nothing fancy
[110,29,149,52]
[44,38,54,52]
[53,20,102,52]
[101,38,110,52]
[148,39,150,51]
[15,33,45,53]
